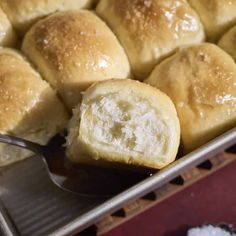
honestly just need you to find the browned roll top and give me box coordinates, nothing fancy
[22,10,131,109]
[96,0,205,80]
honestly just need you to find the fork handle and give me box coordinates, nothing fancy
[0,134,46,156]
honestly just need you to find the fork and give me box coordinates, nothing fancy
[0,134,149,197]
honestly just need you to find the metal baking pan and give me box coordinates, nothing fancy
[0,127,235,236]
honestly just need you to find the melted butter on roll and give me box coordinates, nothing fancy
[96,0,204,80]
[0,48,69,167]
[145,43,236,153]
[66,79,180,169]
[22,10,131,110]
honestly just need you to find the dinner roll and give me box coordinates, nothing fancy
[0,48,69,167]
[96,0,205,80]
[0,0,93,35]
[188,0,236,42]
[0,7,17,46]
[145,43,236,153]
[218,25,236,61]
[66,79,180,169]
[22,10,131,109]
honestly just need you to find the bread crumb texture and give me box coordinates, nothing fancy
[67,79,180,169]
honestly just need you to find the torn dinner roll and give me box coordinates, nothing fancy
[0,48,69,167]
[22,10,131,109]
[66,79,180,169]
[96,0,205,80]
[145,43,236,153]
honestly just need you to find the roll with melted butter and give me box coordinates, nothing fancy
[188,0,236,42]
[22,10,131,109]
[218,25,236,61]
[0,0,93,35]
[0,7,17,46]
[145,43,236,153]
[96,0,205,80]
[66,79,180,169]
[0,48,69,167]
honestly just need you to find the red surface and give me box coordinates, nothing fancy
[103,160,236,236]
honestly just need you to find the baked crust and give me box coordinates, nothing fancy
[0,48,69,166]
[188,0,236,42]
[145,43,236,153]
[0,7,17,46]
[0,0,93,35]
[22,10,131,109]
[218,25,236,61]
[96,0,204,80]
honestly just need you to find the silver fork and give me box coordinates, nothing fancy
[0,134,149,197]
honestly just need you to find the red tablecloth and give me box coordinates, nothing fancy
[103,160,236,236]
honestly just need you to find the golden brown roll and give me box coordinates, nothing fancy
[66,79,180,169]
[0,0,93,35]
[145,43,236,153]
[96,0,205,80]
[218,25,236,61]
[22,10,131,109]
[0,7,17,46]
[188,0,236,42]
[0,48,69,167]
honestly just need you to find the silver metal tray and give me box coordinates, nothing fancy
[0,128,235,236]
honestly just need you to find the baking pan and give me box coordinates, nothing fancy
[0,128,235,236]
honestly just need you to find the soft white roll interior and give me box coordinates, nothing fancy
[66,79,180,169]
